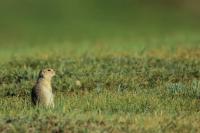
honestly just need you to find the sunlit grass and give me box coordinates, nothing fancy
[0,48,200,132]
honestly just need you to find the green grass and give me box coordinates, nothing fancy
[1,1,200,132]
[0,45,200,132]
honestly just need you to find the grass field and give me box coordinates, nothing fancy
[1,1,200,132]
[0,35,200,132]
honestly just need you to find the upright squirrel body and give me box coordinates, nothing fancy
[32,68,55,108]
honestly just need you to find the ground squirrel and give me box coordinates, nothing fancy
[31,68,55,108]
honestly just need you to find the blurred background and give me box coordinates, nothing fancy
[0,0,200,59]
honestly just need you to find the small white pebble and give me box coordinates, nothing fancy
[75,80,82,87]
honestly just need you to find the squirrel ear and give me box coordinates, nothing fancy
[39,70,44,78]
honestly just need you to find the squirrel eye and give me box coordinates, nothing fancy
[48,69,51,71]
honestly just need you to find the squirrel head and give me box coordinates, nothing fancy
[39,68,55,80]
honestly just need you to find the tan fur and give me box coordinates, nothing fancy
[31,68,55,108]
